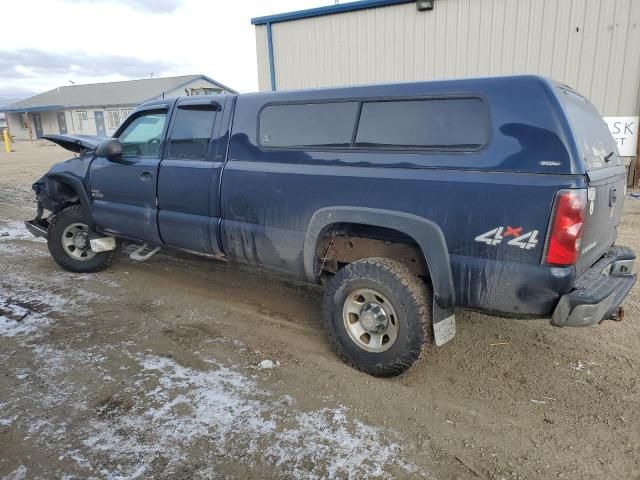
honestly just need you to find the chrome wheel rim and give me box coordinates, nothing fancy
[61,223,96,261]
[342,288,399,353]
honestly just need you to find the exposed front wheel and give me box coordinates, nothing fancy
[47,205,120,273]
[323,257,433,377]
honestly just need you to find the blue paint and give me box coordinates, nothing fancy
[1,104,64,113]
[35,75,631,320]
[267,22,277,91]
[251,0,414,25]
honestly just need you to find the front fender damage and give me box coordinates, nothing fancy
[25,175,80,239]
[27,155,93,237]
[32,174,81,217]
[33,154,91,213]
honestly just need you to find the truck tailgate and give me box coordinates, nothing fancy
[556,86,626,275]
[577,166,626,275]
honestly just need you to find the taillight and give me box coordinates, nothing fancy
[545,189,587,266]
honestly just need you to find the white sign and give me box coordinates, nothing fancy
[604,116,639,157]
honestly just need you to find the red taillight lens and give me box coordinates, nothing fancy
[545,190,587,266]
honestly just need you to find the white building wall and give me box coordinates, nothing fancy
[7,106,138,140]
[39,111,58,135]
[6,113,29,140]
[257,0,640,117]
[67,106,137,136]
[62,110,74,134]
[5,78,232,141]
[69,108,97,136]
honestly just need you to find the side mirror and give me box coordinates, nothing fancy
[96,138,123,159]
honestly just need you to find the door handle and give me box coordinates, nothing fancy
[139,171,154,182]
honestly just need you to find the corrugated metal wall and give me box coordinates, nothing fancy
[255,0,640,116]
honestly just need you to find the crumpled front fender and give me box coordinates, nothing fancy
[32,157,94,228]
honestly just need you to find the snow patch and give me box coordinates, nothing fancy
[78,354,425,479]
[0,268,110,338]
[0,220,46,243]
[257,359,279,369]
[4,465,28,480]
[0,416,17,426]
[2,343,426,479]
[570,360,598,375]
[0,292,52,337]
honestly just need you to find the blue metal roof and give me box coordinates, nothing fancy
[251,0,414,25]
[1,104,64,113]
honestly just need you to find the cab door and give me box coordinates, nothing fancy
[156,97,224,254]
[90,103,171,243]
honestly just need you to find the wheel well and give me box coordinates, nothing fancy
[53,181,79,208]
[315,223,428,278]
[35,177,82,214]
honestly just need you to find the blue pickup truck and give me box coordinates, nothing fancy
[27,75,636,377]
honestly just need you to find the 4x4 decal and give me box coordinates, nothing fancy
[475,226,539,249]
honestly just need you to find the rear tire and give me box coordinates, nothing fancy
[47,205,120,273]
[323,257,433,377]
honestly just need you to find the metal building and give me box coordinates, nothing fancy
[252,0,640,120]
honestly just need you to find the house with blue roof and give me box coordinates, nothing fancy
[1,74,235,141]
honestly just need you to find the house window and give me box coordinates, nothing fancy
[76,111,88,131]
[106,110,120,129]
[120,109,132,121]
[20,114,29,129]
[188,87,221,96]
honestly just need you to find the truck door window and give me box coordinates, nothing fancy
[259,102,359,148]
[166,106,217,160]
[355,98,489,150]
[118,112,166,157]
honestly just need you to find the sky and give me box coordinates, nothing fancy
[0,0,329,105]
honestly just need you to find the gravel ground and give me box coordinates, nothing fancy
[1,141,639,480]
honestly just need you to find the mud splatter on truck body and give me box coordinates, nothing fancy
[29,75,635,376]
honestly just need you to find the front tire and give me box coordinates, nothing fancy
[323,257,432,377]
[47,205,119,273]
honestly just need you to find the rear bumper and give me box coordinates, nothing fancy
[551,246,636,327]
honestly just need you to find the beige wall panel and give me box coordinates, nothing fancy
[256,0,640,115]
[255,25,271,91]
[621,1,640,115]
[604,0,634,115]
[525,0,544,73]
[590,2,616,110]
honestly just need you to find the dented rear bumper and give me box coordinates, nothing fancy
[551,246,636,327]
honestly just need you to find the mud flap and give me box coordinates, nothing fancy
[89,236,117,252]
[433,300,456,346]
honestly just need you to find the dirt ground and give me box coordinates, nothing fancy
[1,140,639,480]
